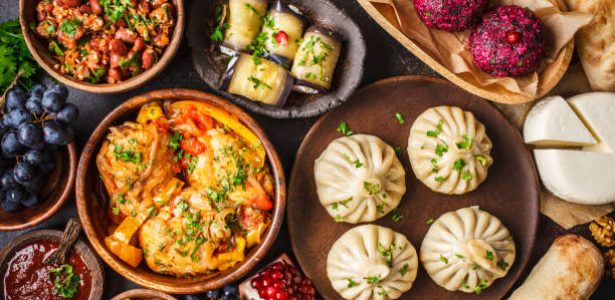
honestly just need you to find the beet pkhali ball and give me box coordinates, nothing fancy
[413,0,489,32]
[470,5,545,77]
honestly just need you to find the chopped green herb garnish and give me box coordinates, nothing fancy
[60,18,80,39]
[364,275,382,285]
[112,206,120,215]
[363,181,381,196]
[435,176,446,183]
[395,112,405,125]
[435,143,448,157]
[49,264,81,298]
[453,158,466,171]
[400,263,409,276]
[431,158,440,173]
[455,253,465,259]
[247,76,272,90]
[426,130,440,137]
[334,215,344,223]
[336,122,353,136]
[474,279,489,295]
[426,218,434,225]
[461,170,473,181]
[169,132,182,150]
[394,146,402,156]
[456,135,473,150]
[352,159,364,168]
[497,258,510,270]
[113,144,142,163]
[244,3,259,14]
[439,255,448,264]
[475,154,488,166]
[347,278,359,288]
[391,209,403,222]
[377,242,394,267]
[485,250,494,261]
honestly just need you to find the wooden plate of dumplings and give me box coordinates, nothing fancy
[287,76,540,299]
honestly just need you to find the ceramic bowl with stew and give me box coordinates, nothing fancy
[76,89,286,294]
[19,0,185,94]
[0,144,77,231]
[0,229,104,300]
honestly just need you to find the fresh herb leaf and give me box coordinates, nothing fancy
[456,135,473,150]
[435,143,448,157]
[49,264,81,298]
[453,159,466,171]
[247,76,271,90]
[474,279,489,295]
[497,258,509,270]
[113,144,142,163]
[377,242,395,267]
[461,170,473,181]
[391,209,403,222]
[0,19,40,93]
[475,154,488,166]
[400,263,409,276]
[364,275,382,285]
[439,255,448,264]
[347,278,359,288]
[60,18,81,39]
[169,132,183,150]
[336,122,353,136]
[363,181,381,196]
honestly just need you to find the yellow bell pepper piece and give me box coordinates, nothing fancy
[217,237,246,271]
[104,236,143,268]
[171,101,266,168]
[137,103,164,124]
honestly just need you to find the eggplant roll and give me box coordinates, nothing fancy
[291,26,342,93]
[221,53,293,106]
[222,0,268,53]
[262,1,306,67]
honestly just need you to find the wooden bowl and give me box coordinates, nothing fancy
[188,0,366,119]
[356,0,574,104]
[0,144,77,231]
[18,0,185,94]
[287,76,540,299]
[111,289,177,300]
[75,89,286,294]
[0,229,105,300]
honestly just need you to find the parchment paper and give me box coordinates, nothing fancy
[495,63,615,229]
[377,0,592,97]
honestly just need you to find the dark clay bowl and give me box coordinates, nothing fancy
[188,0,366,119]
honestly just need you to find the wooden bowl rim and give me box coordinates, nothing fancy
[0,143,78,231]
[110,289,177,300]
[0,229,105,300]
[287,75,541,298]
[75,88,286,294]
[18,0,185,94]
[355,0,574,104]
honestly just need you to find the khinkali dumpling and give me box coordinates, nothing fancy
[315,134,406,223]
[327,225,418,300]
[420,206,516,294]
[408,106,493,195]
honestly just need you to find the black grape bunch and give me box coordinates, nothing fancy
[0,83,78,212]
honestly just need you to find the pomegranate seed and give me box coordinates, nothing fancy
[271,271,284,280]
[275,31,289,45]
[506,31,521,44]
[275,290,289,300]
[265,287,278,297]
[262,277,273,287]
[273,281,285,289]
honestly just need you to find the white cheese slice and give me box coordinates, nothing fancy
[524,96,597,147]
[568,92,615,153]
[534,149,615,205]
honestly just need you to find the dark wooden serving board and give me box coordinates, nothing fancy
[287,76,540,299]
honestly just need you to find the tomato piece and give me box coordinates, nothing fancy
[180,137,206,156]
[153,117,170,133]
[250,194,273,211]
[275,31,289,45]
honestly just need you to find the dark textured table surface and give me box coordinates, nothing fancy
[0,0,613,299]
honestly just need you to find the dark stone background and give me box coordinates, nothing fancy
[0,0,612,298]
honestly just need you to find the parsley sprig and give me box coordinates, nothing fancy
[0,19,40,95]
[49,264,81,298]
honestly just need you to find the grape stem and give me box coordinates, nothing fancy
[0,70,24,114]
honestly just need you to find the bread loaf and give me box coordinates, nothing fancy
[509,234,603,300]
[565,0,615,91]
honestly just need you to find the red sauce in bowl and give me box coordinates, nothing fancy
[3,240,92,300]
